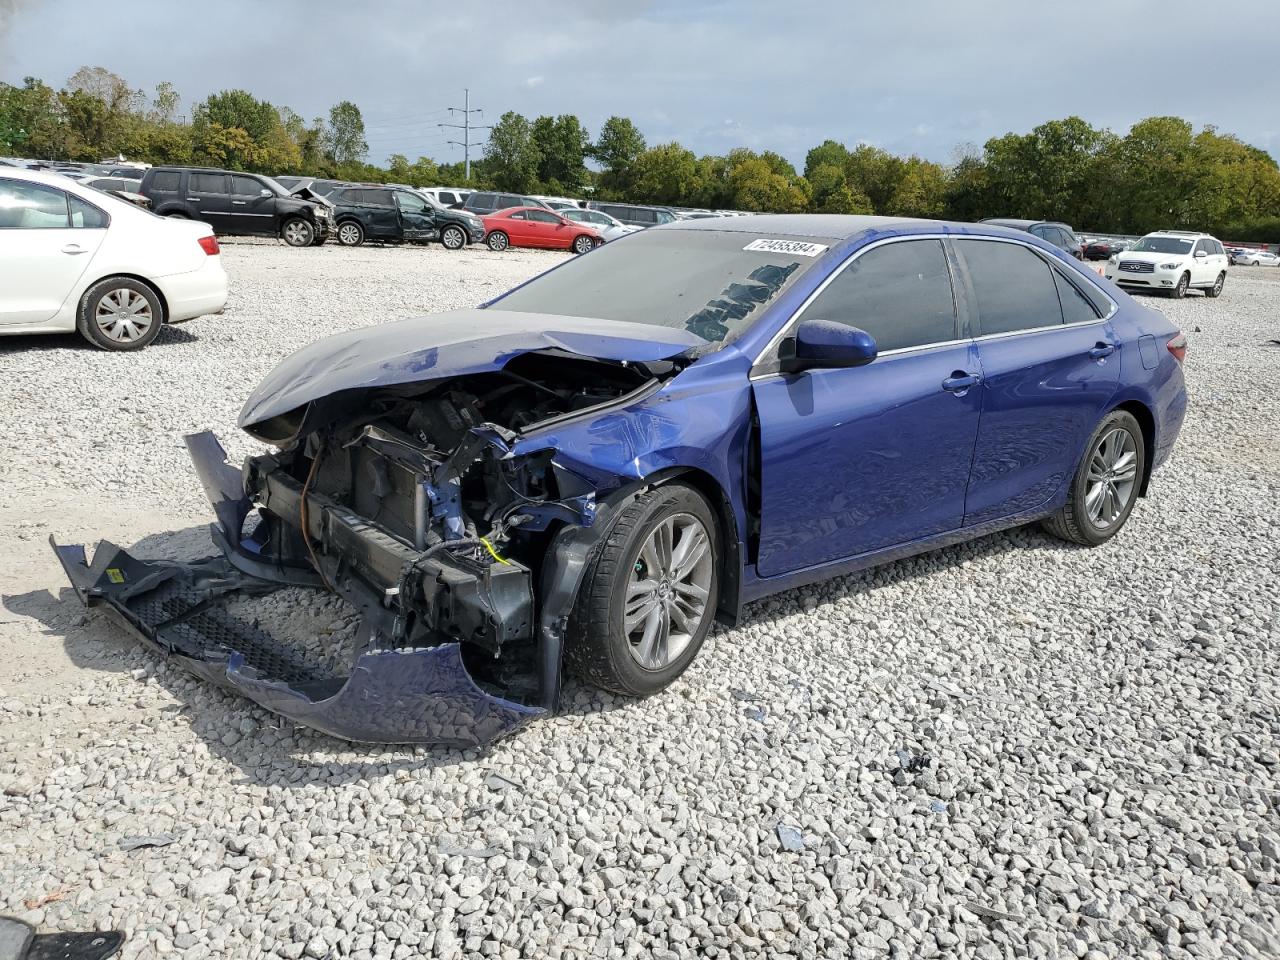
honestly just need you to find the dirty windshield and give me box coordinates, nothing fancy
[1130,236,1194,254]
[488,229,829,345]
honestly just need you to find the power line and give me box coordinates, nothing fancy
[437,89,491,181]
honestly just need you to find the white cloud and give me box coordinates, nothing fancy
[524,76,544,88]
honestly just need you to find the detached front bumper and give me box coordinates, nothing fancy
[49,434,543,747]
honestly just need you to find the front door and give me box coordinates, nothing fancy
[0,178,105,325]
[227,175,277,235]
[525,208,568,248]
[752,237,982,577]
[394,190,437,240]
[952,238,1122,525]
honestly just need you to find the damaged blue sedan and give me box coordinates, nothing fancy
[53,215,1188,746]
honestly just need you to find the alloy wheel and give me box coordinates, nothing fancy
[1085,427,1138,529]
[623,513,713,670]
[283,220,313,246]
[94,288,153,343]
[338,223,362,245]
[442,226,464,249]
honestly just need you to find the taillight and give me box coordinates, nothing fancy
[198,235,220,255]
[1167,332,1187,363]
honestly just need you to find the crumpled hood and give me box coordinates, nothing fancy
[239,308,702,429]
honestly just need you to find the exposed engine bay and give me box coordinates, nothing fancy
[241,351,661,691]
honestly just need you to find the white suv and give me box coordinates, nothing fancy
[1105,230,1229,299]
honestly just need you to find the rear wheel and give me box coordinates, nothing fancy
[567,484,720,697]
[164,211,189,219]
[1042,410,1145,546]
[282,217,314,247]
[336,221,364,246]
[486,230,509,252]
[77,277,164,351]
[441,225,466,250]
[1169,272,1189,299]
[1205,272,1225,298]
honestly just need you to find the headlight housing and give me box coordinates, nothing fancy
[1159,261,1180,270]
[1108,255,1118,263]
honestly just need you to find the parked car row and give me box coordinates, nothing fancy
[1229,246,1280,266]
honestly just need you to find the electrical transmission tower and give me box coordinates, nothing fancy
[438,89,491,180]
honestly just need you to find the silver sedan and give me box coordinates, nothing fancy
[560,208,642,243]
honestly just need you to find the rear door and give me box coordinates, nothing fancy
[187,172,231,230]
[752,237,982,575]
[0,178,107,324]
[228,175,276,234]
[954,238,1121,525]
[363,190,399,238]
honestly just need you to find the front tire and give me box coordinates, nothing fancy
[76,277,164,351]
[1042,410,1145,546]
[1169,272,1189,299]
[336,221,364,246]
[282,217,315,247]
[486,231,509,252]
[441,225,466,250]
[573,234,595,255]
[566,484,720,697]
[1205,272,1225,298]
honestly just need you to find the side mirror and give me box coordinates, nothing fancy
[780,319,877,374]
[1193,249,1207,258]
[259,188,273,198]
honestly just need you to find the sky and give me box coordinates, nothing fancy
[2,0,1278,169]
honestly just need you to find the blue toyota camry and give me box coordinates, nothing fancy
[55,214,1188,746]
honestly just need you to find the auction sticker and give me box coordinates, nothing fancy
[744,238,828,257]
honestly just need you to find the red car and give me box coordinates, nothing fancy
[482,206,602,254]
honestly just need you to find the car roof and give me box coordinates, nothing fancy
[979,217,1071,230]
[663,213,931,241]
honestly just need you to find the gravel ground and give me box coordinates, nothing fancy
[1,240,1278,960]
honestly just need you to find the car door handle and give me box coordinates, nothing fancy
[231,200,247,205]
[186,197,200,201]
[1089,342,1117,359]
[941,372,981,393]
[61,244,87,255]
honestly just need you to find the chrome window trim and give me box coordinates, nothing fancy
[748,232,1119,382]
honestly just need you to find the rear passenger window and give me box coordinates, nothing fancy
[190,174,226,194]
[0,179,69,228]
[148,171,180,192]
[68,195,108,228]
[958,240,1063,335]
[1052,270,1099,325]
[800,239,957,352]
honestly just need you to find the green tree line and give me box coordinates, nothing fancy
[4,68,1279,240]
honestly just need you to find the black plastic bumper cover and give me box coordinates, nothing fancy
[49,536,541,748]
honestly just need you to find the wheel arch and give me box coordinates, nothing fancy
[621,466,743,627]
[1109,398,1156,497]
[81,272,169,323]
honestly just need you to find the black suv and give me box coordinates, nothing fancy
[139,167,332,246]
[329,186,486,249]
[460,191,550,216]
[585,201,679,228]
[980,218,1084,260]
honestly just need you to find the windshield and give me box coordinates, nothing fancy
[1131,236,1193,254]
[490,229,828,345]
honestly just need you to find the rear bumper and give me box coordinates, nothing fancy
[48,432,544,747]
[155,257,229,322]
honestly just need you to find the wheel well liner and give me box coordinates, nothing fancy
[621,466,743,626]
[1112,399,1155,496]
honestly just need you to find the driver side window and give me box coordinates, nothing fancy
[796,239,958,353]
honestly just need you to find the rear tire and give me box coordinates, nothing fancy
[486,231,509,252]
[76,277,164,351]
[1205,272,1225,298]
[566,484,720,697]
[1042,410,1145,547]
[336,221,364,246]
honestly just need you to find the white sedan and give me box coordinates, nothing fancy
[1232,248,1280,267]
[560,208,642,243]
[0,167,227,350]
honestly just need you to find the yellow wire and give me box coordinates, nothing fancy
[480,537,511,565]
